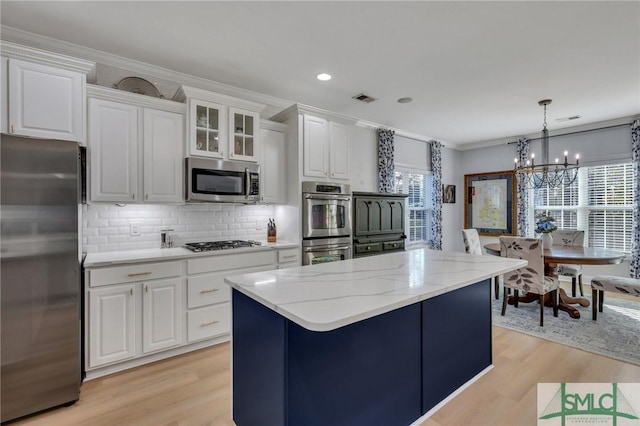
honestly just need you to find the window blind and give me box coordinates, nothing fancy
[531,162,634,252]
[394,170,433,243]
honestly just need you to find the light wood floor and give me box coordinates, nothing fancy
[12,287,640,426]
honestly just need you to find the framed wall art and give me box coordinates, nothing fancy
[442,184,456,203]
[464,170,516,236]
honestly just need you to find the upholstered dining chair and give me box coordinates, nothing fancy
[462,229,501,299]
[553,229,585,297]
[499,236,559,326]
[590,276,640,320]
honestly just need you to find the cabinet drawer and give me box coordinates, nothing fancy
[187,275,231,309]
[187,250,276,275]
[187,303,230,342]
[383,241,404,251]
[354,242,381,255]
[278,248,300,264]
[89,261,182,287]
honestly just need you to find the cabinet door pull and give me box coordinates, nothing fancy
[132,194,135,200]
[145,285,148,293]
[199,288,219,294]
[282,255,297,259]
[200,320,219,327]
[127,271,152,277]
[130,288,133,296]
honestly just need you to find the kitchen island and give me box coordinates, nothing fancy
[225,248,526,426]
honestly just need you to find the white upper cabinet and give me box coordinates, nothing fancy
[229,107,260,162]
[0,41,95,142]
[88,85,185,203]
[89,98,139,202]
[143,109,183,203]
[303,115,328,178]
[174,85,264,162]
[260,120,287,204]
[328,121,350,180]
[188,98,226,158]
[302,114,351,181]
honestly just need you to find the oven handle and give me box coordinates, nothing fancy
[304,194,351,201]
[304,246,351,253]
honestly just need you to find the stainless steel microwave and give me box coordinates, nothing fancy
[185,158,260,203]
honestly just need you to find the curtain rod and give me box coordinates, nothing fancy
[506,122,633,145]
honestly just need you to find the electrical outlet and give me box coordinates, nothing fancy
[130,223,141,236]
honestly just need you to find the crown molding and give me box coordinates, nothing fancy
[87,84,186,113]
[1,26,292,112]
[173,85,265,112]
[355,118,455,150]
[0,39,95,77]
[270,103,358,126]
[458,114,640,151]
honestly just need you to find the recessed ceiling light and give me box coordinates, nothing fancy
[317,73,332,81]
[397,97,413,104]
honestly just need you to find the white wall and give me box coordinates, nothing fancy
[441,146,464,252]
[457,122,634,277]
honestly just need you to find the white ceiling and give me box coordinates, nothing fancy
[1,1,639,148]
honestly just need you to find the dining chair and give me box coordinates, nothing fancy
[499,236,559,326]
[590,276,640,320]
[462,228,501,299]
[553,229,585,297]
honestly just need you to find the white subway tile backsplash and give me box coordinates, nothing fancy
[82,203,276,253]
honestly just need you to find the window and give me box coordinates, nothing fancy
[394,170,433,243]
[531,162,634,252]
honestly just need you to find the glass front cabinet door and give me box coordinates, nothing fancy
[228,107,259,162]
[189,99,226,158]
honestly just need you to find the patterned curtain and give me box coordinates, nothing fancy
[377,129,395,193]
[429,140,443,250]
[630,120,640,278]
[516,138,530,237]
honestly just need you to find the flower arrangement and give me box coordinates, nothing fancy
[534,214,557,234]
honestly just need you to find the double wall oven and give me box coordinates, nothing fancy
[301,181,352,265]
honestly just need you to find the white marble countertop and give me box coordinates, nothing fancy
[83,241,299,268]
[225,248,527,332]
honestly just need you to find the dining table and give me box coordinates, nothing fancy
[483,243,626,319]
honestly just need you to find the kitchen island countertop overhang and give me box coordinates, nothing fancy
[224,248,527,331]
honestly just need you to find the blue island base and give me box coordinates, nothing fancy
[232,279,491,426]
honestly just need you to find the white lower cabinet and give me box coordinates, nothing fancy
[185,251,277,342]
[277,247,301,269]
[187,303,231,343]
[142,278,182,353]
[89,284,136,367]
[85,249,283,378]
[86,261,183,371]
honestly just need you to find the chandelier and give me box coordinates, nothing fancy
[514,99,580,189]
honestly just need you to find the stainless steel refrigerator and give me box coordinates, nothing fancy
[1,134,81,422]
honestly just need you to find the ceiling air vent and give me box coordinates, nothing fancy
[352,93,377,103]
[555,115,581,122]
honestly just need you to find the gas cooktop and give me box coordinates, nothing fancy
[183,240,262,252]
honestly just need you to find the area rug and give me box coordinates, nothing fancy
[491,294,640,366]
